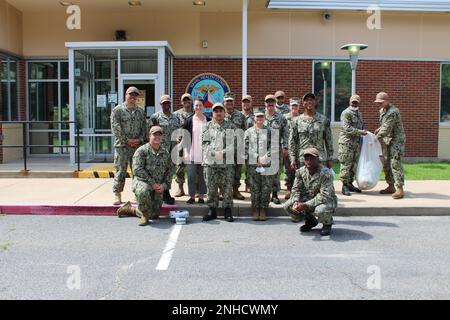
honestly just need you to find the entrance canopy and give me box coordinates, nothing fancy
[65,41,174,164]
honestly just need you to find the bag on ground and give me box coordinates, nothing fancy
[356,132,383,190]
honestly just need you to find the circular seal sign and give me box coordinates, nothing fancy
[186,73,231,114]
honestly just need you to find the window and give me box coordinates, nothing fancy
[313,61,352,122]
[0,56,18,121]
[27,61,69,154]
[440,64,450,122]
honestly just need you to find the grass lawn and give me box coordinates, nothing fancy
[276,162,450,181]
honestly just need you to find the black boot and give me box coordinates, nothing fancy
[271,192,281,205]
[348,183,362,193]
[163,190,175,205]
[300,213,318,233]
[203,208,217,222]
[320,224,332,236]
[342,183,351,196]
[224,208,234,222]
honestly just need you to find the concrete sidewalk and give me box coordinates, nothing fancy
[0,179,449,216]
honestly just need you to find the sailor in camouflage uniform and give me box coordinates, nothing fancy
[275,90,290,114]
[289,93,334,171]
[110,86,147,205]
[201,103,237,223]
[283,98,300,200]
[173,93,194,198]
[264,94,289,205]
[244,111,274,221]
[147,95,182,205]
[224,92,246,200]
[338,94,367,196]
[283,148,337,236]
[374,92,406,199]
[117,126,174,226]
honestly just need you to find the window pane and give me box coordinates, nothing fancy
[28,62,58,80]
[314,61,332,120]
[1,61,7,80]
[10,81,18,121]
[1,82,8,120]
[9,61,17,80]
[61,82,70,129]
[95,61,111,79]
[121,49,158,74]
[441,64,450,122]
[30,132,59,154]
[60,62,69,79]
[334,62,352,122]
[28,82,59,129]
[95,81,112,130]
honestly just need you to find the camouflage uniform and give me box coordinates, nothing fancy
[376,104,405,188]
[243,111,255,130]
[244,125,274,209]
[111,103,147,193]
[265,111,289,193]
[276,103,290,115]
[225,110,246,189]
[283,165,337,224]
[284,113,298,190]
[174,108,193,185]
[338,107,365,184]
[148,111,182,153]
[132,143,174,219]
[201,120,236,209]
[289,113,334,165]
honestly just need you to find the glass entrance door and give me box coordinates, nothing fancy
[119,77,157,118]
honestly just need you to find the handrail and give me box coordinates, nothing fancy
[0,121,81,172]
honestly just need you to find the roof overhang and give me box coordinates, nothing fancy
[266,0,450,12]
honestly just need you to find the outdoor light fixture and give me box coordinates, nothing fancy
[193,1,206,6]
[128,1,142,6]
[341,43,368,95]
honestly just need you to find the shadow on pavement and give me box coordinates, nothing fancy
[336,220,399,228]
[301,227,373,242]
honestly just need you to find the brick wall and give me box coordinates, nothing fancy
[356,60,440,158]
[173,57,440,158]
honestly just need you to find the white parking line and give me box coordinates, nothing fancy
[155,224,183,271]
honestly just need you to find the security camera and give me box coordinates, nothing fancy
[323,12,332,21]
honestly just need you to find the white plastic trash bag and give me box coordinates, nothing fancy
[356,132,383,190]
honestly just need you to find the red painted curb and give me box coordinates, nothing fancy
[0,204,178,216]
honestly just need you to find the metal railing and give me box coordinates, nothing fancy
[0,121,81,172]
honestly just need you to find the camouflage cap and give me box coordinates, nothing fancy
[374,92,389,103]
[126,87,141,95]
[212,102,225,111]
[303,147,319,158]
[265,94,276,102]
[290,98,301,106]
[274,91,286,98]
[160,95,171,104]
[350,94,361,104]
[302,93,316,101]
[224,92,235,101]
[149,126,163,135]
[181,93,192,102]
[242,94,252,102]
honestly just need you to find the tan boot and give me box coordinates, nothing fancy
[285,191,291,200]
[233,186,245,200]
[259,208,267,221]
[138,212,150,226]
[174,183,185,198]
[392,187,404,199]
[252,208,260,221]
[380,184,396,194]
[117,201,136,218]
[113,192,122,205]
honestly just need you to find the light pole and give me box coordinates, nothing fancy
[320,61,330,116]
[340,44,368,95]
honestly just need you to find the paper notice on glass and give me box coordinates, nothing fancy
[97,95,107,108]
[108,92,118,104]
